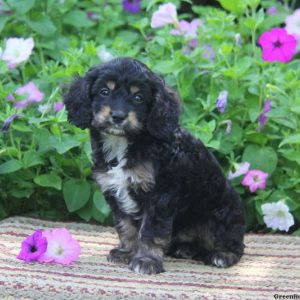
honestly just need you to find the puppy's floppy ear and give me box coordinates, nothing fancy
[63,68,98,129]
[147,85,181,141]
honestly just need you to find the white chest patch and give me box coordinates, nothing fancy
[95,134,140,215]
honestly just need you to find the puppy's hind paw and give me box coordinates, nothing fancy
[205,251,240,268]
[107,248,132,264]
[129,256,165,275]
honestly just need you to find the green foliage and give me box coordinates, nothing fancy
[0,0,299,233]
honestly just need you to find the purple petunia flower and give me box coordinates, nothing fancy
[53,102,64,113]
[2,113,23,133]
[216,90,228,113]
[267,6,278,16]
[170,19,202,39]
[202,44,216,61]
[258,99,271,130]
[122,0,141,14]
[224,120,232,135]
[17,230,47,262]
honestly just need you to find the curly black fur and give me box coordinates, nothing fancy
[64,57,245,275]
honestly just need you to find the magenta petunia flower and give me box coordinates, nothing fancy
[151,3,178,29]
[285,9,300,40]
[170,19,201,39]
[258,28,297,63]
[122,0,141,14]
[38,228,80,265]
[258,99,272,130]
[14,82,44,109]
[242,170,269,193]
[216,90,228,113]
[17,230,47,262]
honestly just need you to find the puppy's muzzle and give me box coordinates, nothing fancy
[111,111,127,125]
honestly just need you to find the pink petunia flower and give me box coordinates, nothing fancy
[17,230,47,262]
[285,9,300,41]
[170,19,202,39]
[242,170,269,193]
[151,3,178,29]
[228,162,250,180]
[258,28,297,63]
[1,37,34,69]
[14,82,44,109]
[38,228,80,265]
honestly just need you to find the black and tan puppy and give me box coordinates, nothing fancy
[64,57,245,274]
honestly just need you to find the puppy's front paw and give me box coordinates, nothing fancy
[107,248,132,264]
[129,256,165,275]
[205,251,240,268]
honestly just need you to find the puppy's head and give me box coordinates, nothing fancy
[64,57,180,140]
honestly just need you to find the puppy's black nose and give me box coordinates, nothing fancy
[112,111,126,124]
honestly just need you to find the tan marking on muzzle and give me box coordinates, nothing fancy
[127,111,139,128]
[95,105,111,123]
[130,86,140,94]
[106,81,115,90]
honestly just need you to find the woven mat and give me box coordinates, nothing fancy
[0,218,299,300]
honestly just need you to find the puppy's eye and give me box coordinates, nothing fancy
[100,88,110,97]
[133,94,143,104]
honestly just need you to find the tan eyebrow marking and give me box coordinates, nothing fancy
[130,85,140,94]
[106,81,115,90]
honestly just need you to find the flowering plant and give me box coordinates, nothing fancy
[0,0,300,234]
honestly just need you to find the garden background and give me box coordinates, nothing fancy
[0,0,299,235]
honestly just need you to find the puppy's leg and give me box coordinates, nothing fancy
[107,216,138,264]
[167,241,199,259]
[199,202,245,268]
[129,194,175,275]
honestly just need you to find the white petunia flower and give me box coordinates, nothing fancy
[97,46,113,63]
[1,37,34,68]
[228,162,250,180]
[261,201,294,232]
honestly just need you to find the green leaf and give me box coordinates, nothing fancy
[54,137,81,154]
[6,0,35,14]
[76,199,93,222]
[93,190,111,217]
[0,160,22,174]
[63,179,91,212]
[218,0,247,14]
[0,16,9,33]
[22,151,43,168]
[242,145,278,175]
[63,10,94,28]
[27,15,57,36]
[279,134,300,147]
[34,174,62,190]
[279,149,300,166]
[36,128,55,153]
